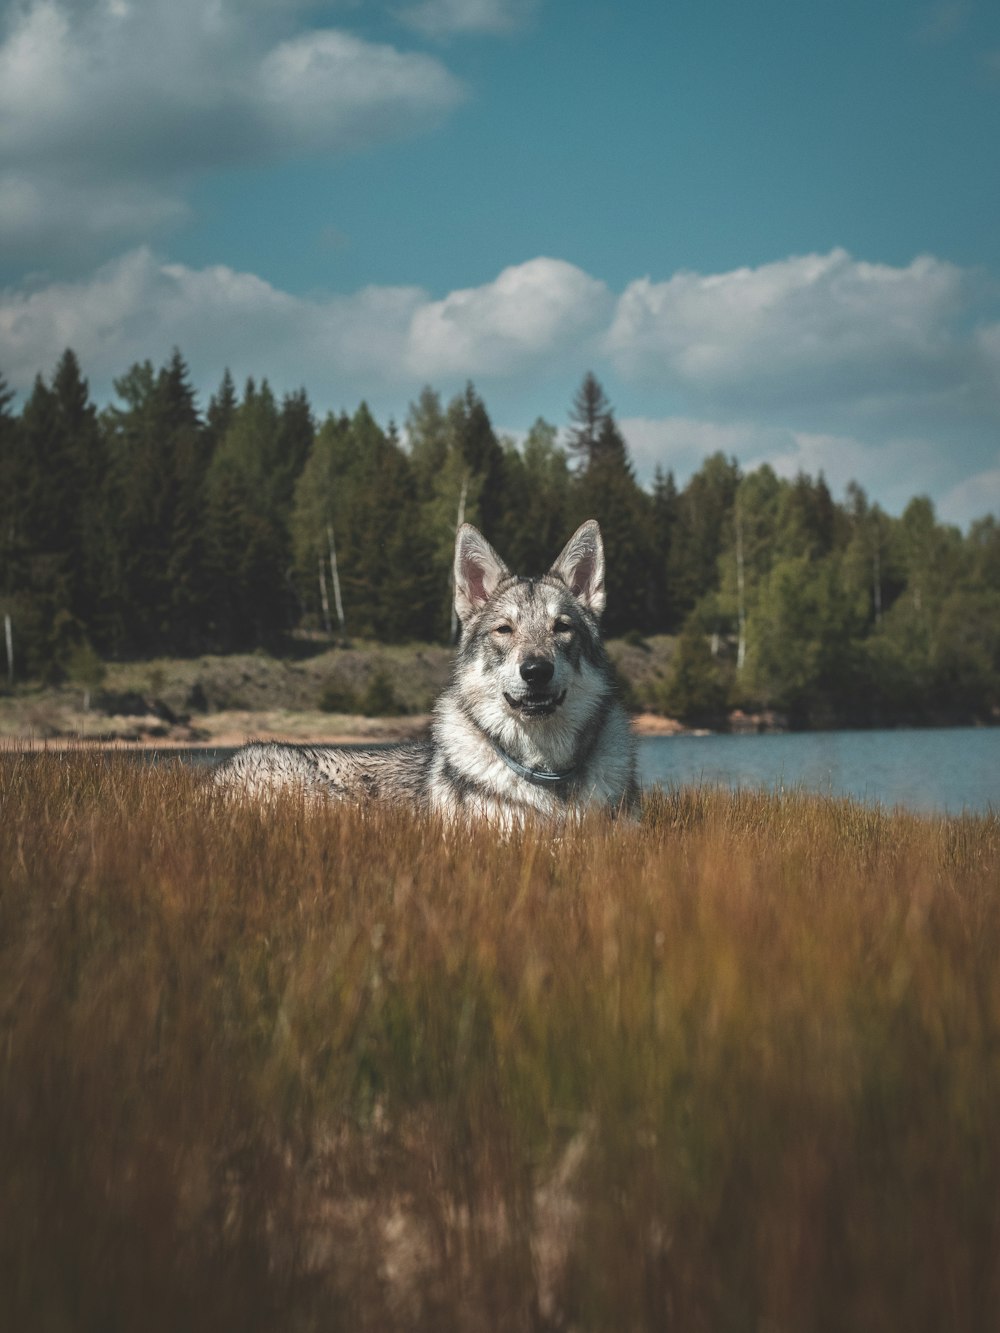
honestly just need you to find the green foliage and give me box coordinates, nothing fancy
[743,553,869,727]
[65,640,107,692]
[317,674,359,714]
[204,378,291,649]
[661,620,728,723]
[360,668,403,717]
[1,347,997,724]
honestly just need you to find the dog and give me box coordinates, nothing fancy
[213,520,638,825]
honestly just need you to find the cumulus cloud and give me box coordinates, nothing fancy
[405,258,610,377]
[2,243,997,523]
[939,461,1000,526]
[397,0,536,38]
[0,0,463,257]
[616,416,777,483]
[606,249,982,420]
[0,249,603,398]
[616,414,982,522]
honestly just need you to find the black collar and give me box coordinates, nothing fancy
[488,739,576,787]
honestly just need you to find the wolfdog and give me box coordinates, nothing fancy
[214,520,637,824]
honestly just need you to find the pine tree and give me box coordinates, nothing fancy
[492,418,571,573]
[776,471,839,560]
[13,352,105,672]
[204,378,290,649]
[665,453,741,620]
[566,372,613,473]
[159,352,210,651]
[447,384,506,536]
[568,404,655,635]
[291,405,437,640]
[0,374,26,681]
[205,368,237,453]
[405,386,449,501]
[290,412,353,631]
[274,388,315,514]
[650,467,679,631]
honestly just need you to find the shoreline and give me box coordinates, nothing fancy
[5,710,994,753]
[3,709,699,751]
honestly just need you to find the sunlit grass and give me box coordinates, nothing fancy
[2,748,999,1330]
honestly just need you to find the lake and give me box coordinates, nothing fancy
[638,727,1000,816]
[159,725,998,816]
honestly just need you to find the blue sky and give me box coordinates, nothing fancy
[1,0,999,524]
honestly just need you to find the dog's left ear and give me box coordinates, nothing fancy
[550,520,606,617]
[454,523,509,622]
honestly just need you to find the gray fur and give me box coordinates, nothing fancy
[214,520,638,826]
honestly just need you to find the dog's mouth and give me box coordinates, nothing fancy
[503,689,567,718]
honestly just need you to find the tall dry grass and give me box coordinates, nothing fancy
[1,747,999,1331]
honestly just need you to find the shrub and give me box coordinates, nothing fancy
[360,668,403,717]
[318,675,359,714]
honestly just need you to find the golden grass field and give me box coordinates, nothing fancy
[2,747,999,1331]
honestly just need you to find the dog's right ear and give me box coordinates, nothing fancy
[454,524,509,622]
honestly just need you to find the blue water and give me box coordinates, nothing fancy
[638,727,1000,816]
[142,727,998,817]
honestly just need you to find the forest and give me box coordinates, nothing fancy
[1,349,998,728]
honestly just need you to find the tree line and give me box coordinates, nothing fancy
[1,350,998,727]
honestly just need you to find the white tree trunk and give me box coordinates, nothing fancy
[327,523,345,633]
[4,613,12,687]
[317,553,332,635]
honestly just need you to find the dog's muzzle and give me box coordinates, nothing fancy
[503,689,567,718]
[504,655,565,717]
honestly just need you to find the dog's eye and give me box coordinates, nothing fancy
[554,620,574,635]
[494,624,513,635]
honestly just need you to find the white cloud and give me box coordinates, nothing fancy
[257,29,465,153]
[617,415,778,482]
[405,258,610,377]
[397,0,536,37]
[743,430,952,516]
[2,244,997,524]
[0,249,601,397]
[0,0,463,257]
[939,460,1000,527]
[617,414,977,521]
[0,173,188,257]
[606,249,978,418]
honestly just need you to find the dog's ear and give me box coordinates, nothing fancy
[550,520,606,617]
[454,524,509,622]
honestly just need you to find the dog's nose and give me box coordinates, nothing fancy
[520,656,554,687]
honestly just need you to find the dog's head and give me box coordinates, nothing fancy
[452,520,610,731]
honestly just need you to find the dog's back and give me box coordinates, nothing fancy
[214,739,434,804]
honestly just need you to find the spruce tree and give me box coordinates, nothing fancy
[15,352,104,672]
[274,388,315,518]
[665,453,741,620]
[447,384,506,537]
[159,352,210,651]
[0,375,26,680]
[204,378,290,650]
[566,372,613,473]
[205,368,238,453]
[650,467,679,632]
[568,405,655,635]
[405,386,449,502]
